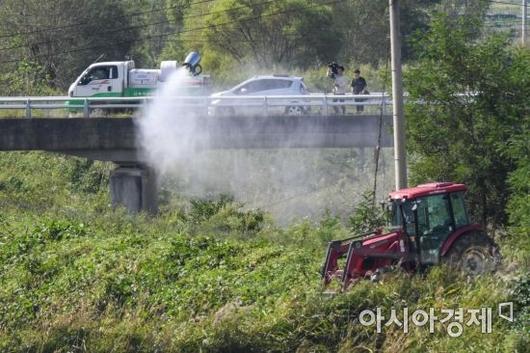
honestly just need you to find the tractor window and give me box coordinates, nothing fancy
[402,202,416,235]
[390,200,416,235]
[450,192,469,228]
[415,199,430,235]
[390,201,402,228]
[417,194,453,264]
[424,194,452,235]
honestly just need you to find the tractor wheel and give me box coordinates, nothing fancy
[443,232,500,275]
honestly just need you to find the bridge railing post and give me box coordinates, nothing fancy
[83,99,90,118]
[264,96,269,115]
[25,99,31,119]
[324,94,329,116]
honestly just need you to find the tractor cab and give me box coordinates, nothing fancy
[321,182,497,291]
[388,182,470,265]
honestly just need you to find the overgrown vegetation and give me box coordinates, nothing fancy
[348,191,386,234]
[0,1,528,352]
[0,150,528,352]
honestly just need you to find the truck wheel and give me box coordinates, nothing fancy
[443,232,500,275]
[90,108,108,117]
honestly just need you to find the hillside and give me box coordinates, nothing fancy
[0,152,528,352]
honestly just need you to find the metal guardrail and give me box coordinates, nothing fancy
[0,93,392,118]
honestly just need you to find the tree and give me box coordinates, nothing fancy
[348,191,386,233]
[0,61,58,96]
[328,0,389,66]
[127,0,177,68]
[158,0,211,64]
[0,0,139,90]
[324,0,481,65]
[191,0,342,69]
[405,13,529,228]
[506,131,530,235]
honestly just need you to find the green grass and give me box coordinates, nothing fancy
[0,152,528,352]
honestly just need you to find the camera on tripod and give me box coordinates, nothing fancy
[327,62,340,79]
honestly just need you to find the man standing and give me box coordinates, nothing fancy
[329,65,348,114]
[351,69,368,113]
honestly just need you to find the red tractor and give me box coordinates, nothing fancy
[322,182,500,291]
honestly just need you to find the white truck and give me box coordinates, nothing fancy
[66,58,211,111]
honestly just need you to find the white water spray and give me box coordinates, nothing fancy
[136,68,394,222]
[136,68,204,175]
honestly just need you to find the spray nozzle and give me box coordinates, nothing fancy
[183,51,203,76]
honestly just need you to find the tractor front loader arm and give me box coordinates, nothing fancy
[322,230,408,291]
[321,231,379,286]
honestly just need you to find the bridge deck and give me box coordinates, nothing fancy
[0,115,393,163]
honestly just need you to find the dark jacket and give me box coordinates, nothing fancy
[351,77,367,94]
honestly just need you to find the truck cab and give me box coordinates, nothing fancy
[69,60,211,99]
[69,61,133,98]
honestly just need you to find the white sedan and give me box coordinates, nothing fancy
[209,75,311,116]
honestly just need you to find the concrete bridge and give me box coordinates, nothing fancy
[0,115,393,213]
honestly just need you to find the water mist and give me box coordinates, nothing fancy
[136,69,393,223]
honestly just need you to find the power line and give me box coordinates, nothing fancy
[0,0,524,39]
[0,0,216,39]
[2,1,520,53]
[0,0,283,52]
[0,0,345,65]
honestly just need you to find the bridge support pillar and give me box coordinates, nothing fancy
[110,165,158,214]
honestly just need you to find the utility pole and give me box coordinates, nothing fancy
[523,0,527,46]
[389,0,407,190]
